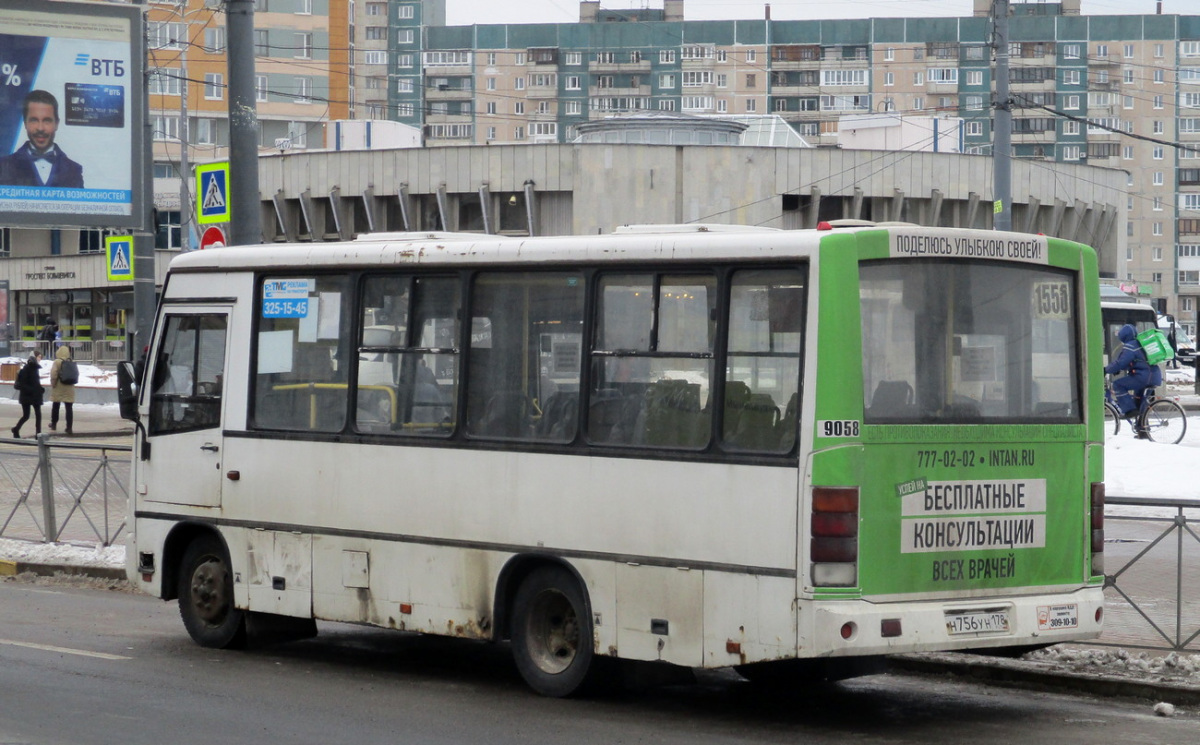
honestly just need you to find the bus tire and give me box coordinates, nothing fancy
[510,565,596,697]
[178,535,247,649]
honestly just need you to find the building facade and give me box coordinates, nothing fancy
[375,0,1200,333]
[0,0,350,357]
[146,0,348,247]
[256,142,1124,272]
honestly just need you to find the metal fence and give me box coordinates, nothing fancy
[1099,497,1200,653]
[7,340,130,365]
[0,435,130,546]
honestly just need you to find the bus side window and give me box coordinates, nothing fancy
[723,269,804,453]
[589,273,716,449]
[356,275,459,436]
[253,274,351,432]
[466,271,584,442]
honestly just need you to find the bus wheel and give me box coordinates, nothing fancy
[511,566,596,697]
[178,535,246,649]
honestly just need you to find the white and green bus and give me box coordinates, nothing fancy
[118,224,1105,696]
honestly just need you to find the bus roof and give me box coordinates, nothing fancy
[164,225,1086,273]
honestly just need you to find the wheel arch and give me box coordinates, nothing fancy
[493,553,592,643]
[160,522,228,601]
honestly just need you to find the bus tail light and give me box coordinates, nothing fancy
[811,486,859,587]
[1090,482,1105,577]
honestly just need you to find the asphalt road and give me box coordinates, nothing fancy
[0,578,1195,745]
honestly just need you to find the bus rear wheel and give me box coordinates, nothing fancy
[510,566,597,697]
[178,535,247,649]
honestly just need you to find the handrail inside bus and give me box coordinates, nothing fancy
[272,383,399,428]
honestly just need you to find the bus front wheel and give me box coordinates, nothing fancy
[178,535,247,649]
[510,566,597,697]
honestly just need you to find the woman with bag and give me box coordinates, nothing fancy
[49,345,76,434]
[11,351,44,438]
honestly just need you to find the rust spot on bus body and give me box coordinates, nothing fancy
[445,618,490,639]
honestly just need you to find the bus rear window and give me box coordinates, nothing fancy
[860,260,1080,424]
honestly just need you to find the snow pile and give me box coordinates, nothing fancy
[0,355,118,389]
[1163,366,1196,387]
[1027,647,1200,686]
[0,537,124,568]
[0,355,118,388]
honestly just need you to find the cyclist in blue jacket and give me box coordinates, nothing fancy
[1105,324,1161,419]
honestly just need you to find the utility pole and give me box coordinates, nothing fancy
[134,2,156,356]
[179,39,190,250]
[225,0,262,245]
[992,0,1013,231]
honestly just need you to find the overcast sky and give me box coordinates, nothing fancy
[445,0,1177,27]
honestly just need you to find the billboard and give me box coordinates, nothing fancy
[0,0,145,229]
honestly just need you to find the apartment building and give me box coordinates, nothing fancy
[378,0,1200,333]
[145,0,347,248]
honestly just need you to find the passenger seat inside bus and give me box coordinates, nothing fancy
[725,392,781,451]
[535,391,579,441]
[868,380,914,419]
[587,388,646,445]
[642,379,708,448]
[471,391,530,438]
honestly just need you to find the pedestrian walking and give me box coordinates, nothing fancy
[11,350,44,438]
[49,345,76,434]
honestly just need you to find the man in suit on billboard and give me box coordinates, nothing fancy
[0,90,84,188]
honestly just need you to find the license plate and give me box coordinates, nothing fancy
[945,609,1010,635]
[1037,603,1079,631]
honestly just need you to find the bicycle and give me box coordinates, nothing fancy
[1104,378,1188,444]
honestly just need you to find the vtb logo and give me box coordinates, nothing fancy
[74,54,126,77]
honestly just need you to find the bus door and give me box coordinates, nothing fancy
[141,307,231,508]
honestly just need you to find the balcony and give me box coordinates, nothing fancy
[1010,78,1057,91]
[589,60,651,74]
[425,85,473,100]
[925,81,959,93]
[770,84,820,96]
[527,84,560,99]
[770,58,822,72]
[588,84,651,97]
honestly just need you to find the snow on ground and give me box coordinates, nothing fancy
[0,354,117,389]
[0,538,122,568]
[1026,647,1200,686]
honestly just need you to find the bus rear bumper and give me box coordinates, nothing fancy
[806,586,1105,658]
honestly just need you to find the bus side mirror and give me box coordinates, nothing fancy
[117,361,139,422]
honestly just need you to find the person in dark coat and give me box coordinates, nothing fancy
[11,351,44,438]
[1105,324,1160,418]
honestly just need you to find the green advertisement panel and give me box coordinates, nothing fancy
[808,228,1099,598]
[853,436,1087,594]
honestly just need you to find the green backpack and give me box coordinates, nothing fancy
[1136,328,1174,365]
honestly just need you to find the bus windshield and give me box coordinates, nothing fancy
[860,259,1080,423]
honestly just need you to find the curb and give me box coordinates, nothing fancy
[892,652,1200,706]
[46,429,134,440]
[0,560,125,581]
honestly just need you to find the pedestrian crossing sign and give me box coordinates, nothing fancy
[105,235,134,281]
[196,162,231,225]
